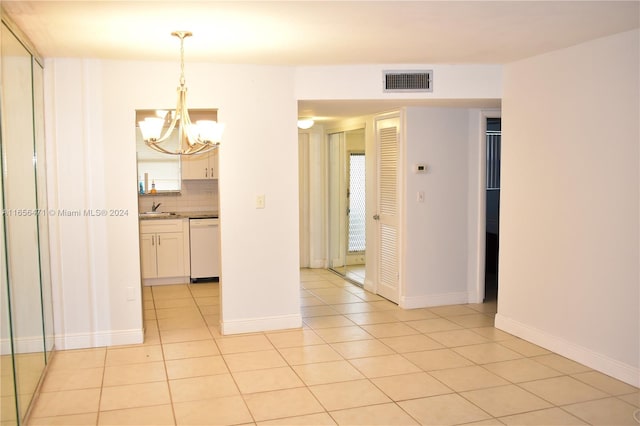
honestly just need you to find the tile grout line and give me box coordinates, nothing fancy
[303,283,493,424]
[188,280,259,425]
[153,287,179,426]
[93,344,108,426]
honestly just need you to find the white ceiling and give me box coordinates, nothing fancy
[4,1,638,120]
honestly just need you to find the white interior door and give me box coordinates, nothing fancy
[375,115,401,303]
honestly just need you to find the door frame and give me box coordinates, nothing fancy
[472,109,502,303]
[298,132,310,268]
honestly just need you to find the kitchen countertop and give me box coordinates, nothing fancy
[139,210,219,220]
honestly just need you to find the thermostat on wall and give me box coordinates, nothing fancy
[413,163,428,174]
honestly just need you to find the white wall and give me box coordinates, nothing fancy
[45,58,301,347]
[295,64,502,100]
[45,59,143,348]
[497,29,639,386]
[401,107,473,307]
[217,65,301,334]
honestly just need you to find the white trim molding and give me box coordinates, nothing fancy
[496,314,640,387]
[1,336,47,355]
[54,328,144,350]
[143,276,191,287]
[400,291,469,309]
[220,314,302,335]
[309,259,327,269]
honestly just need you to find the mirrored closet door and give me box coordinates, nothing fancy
[1,17,55,426]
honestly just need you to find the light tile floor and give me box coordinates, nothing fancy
[28,269,639,425]
[329,265,365,286]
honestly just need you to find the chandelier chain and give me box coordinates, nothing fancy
[179,34,186,87]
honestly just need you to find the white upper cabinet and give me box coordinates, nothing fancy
[182,149,219,180]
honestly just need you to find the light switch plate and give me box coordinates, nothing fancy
[256,194,265,209]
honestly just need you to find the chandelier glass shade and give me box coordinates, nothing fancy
[138,31,224,155]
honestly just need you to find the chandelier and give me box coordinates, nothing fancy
[138,31,224,155]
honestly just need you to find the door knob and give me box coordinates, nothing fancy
[373,214,380,220]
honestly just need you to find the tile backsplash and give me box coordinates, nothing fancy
[138,180,218,213]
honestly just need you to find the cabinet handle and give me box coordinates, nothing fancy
[158,235,161,245]
[205,168,208,178]
[210,168,214,178]
[152,235,155,245]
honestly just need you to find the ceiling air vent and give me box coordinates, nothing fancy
[383,70,433,92]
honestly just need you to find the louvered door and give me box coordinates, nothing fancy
[376,116,400,303]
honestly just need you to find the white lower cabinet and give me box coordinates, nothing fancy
[140,219,190,285]
[140,233,158,278]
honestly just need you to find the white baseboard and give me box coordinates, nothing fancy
[143,276,190,286]
[54,328,144,350]
[466,290,483,304]
[309,259,327,269]
[220,313,302,335]
[1,336,49,355]
[495,313,640,388]
[401,291,469,309]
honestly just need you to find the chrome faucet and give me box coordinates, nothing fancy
[152,202,162,212]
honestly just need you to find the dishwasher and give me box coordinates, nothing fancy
[189,218,220,281]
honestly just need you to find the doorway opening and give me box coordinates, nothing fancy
[328,128,366,285]
[485,117,501,301]
[346,152,366,282]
